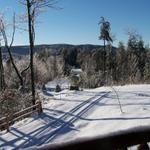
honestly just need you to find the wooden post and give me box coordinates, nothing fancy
[36,100,43,114]
[6,114,10,132]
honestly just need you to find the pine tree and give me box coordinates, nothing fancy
[98,17,113,84]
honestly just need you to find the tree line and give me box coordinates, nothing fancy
[59,17,150,87]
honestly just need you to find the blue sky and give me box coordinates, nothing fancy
[0,0,150,46]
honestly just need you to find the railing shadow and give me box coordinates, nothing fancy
[0,91,110,149]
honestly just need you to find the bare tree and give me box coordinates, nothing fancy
[20,0,58,105]
[0,14,25,88]
[0,13,30,90]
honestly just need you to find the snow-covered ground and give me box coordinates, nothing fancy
[1,84,150,149]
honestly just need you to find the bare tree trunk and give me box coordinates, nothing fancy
[103,39,106,84]
[0,44,5,91]
[53,54,57,78]
[27,0,35,105]
[6,46,24,87]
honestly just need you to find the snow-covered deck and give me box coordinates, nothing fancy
[1,84,150,149]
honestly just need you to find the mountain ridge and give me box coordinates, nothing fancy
[2,44,116,56]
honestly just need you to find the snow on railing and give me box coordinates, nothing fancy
[27,126,150,150]
[0,100,42,132]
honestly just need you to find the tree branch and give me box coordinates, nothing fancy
[9,13,16,48]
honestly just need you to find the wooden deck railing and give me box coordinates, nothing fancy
[27,126,150,150]
[0,100,42,131]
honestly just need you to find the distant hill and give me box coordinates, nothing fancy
[2,44,116,57]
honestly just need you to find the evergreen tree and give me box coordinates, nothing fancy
[98,17,113,83]
[116,42,127,84]
[127,31,140,82]
[137,39,146,81]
